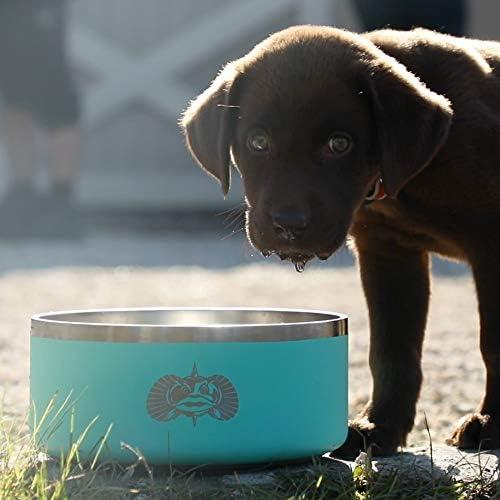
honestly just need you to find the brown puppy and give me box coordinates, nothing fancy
[181,26,500,457]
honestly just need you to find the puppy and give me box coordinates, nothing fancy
[181,25,500,456]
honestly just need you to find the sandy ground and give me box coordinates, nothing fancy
[2,258,482,447]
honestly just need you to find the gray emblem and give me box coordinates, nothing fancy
[146,364,239,426]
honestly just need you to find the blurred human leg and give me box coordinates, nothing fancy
[0,0,80,238]
[0,106,44,238]
[3,107,36,186]
[49,125,80,193]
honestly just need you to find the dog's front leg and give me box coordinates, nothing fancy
[448,255,500,449]
[333,238,430,457]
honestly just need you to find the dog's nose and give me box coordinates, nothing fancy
[271,210,309,240]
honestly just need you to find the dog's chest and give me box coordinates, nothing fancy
[361,199,466,260]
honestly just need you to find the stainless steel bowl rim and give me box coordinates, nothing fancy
[31,307,348,343]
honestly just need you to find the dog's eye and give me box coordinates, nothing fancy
[327,134,352,155]
[247,133,270,153]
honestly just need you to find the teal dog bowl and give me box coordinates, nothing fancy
[30,308,348,465]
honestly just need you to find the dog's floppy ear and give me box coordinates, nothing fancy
[366,54,453,197]
[181,64,241,196]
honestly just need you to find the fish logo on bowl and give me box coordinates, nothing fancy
[146,364,239,426]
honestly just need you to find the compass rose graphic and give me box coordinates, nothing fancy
[146,364,239,426]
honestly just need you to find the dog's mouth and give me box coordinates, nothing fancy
[260,249,332,272]
[247,216,344,271]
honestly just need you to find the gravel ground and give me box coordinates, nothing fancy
[1,238,481,447]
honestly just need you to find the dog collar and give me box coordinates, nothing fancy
[365,178,386,203]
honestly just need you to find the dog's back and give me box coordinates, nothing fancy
[366,29,500,108]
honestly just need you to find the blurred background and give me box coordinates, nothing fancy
[1,0,499,446]
[0,0,496,271]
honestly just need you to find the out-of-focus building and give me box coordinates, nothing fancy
[0,0,496,211]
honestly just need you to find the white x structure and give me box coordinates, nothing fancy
[69,0,335,127]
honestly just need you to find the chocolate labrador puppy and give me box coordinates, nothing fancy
[181,25,500,456]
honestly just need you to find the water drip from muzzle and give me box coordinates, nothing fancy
[294,261,306,273]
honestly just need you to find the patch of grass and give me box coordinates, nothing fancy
[251,451,497,500]
[349,453,493,500]
[0,401,498,499]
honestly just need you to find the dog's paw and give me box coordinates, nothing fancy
[330,418,402,459]
[447,413,500,450]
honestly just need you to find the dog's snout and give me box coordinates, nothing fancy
[271,210,310,240]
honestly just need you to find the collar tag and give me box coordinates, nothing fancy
[365,179,387,203]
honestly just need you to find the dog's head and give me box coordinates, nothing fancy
[182,26,452,267]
